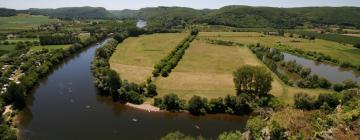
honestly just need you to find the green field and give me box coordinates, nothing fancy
[0,14,58,30]
[200,32,360,66]
[6,38,39,43]
[151,33,329,103]
[31,45,71,51]
[109,33,188,84]
[0,45,16,51]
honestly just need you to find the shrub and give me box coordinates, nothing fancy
[339,61,351,68]
[162,93,185,112]
[294,92,316,110]
[218,131,243,140]
[146,83,157,97]
[316,93,340,110]
[333,83,344,92]
[208,97,226,113]
[342,79,358,89]
[188,95,208,115]
[246,116,265,139]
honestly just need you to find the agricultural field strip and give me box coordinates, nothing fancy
[109,33,188,84]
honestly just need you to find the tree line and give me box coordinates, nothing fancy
[152,30,198,77]
[39,34,80,45]
[154,65,282,115]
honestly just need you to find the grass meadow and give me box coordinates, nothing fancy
[0,14,57,31]
[200,32,360,66]
[109,33,188,84]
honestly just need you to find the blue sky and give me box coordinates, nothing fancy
[1,0,360,10]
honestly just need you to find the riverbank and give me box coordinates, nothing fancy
[125,102,161,112]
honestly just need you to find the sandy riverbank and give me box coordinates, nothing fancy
[125,103,161,112]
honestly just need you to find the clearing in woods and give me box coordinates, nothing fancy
[109,33,188,84]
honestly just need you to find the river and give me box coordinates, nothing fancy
[283,52,360,84]
[17,40,247,140]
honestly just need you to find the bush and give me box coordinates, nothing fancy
[294,92,316,110]
[342,79,358,89]
[146,83,157,97]
[208,97,226,113]
[218,131,243,140]
[162,93,185,112]
[339,61,351,68]
[188,95,208,115]
[246,116,265,139]
[333,83,345,92]
[316,93,340,110]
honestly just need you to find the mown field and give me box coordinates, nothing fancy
[154,34,328,102]
[200,32,360,66]
[0,14,58,31]
[109,33,188,84]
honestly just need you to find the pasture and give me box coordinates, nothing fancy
[0,14,58,31]
[200,32,360,65]
[109,33,188,84]
[154,33,328,103]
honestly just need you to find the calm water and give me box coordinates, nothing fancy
[283,53,360,84]
[17,40,247,140]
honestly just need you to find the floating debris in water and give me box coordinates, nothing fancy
[85,105,91,109]
[132,118,138,122]
[70,99,74,103]
[195,125,200,129]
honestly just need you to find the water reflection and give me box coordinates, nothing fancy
[283,52,360,84]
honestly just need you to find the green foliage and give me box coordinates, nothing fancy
[161,93,185,112]
[39,34,79,45]
[207,97,226,114]
[290,30,360,45]
[224,94,253,115]
[2,82,26,109]
[294,92,316,110]
[29,7,112,19]
[0,124,16,140]
[160,131,204,140]
[217,131,243,140]
[246,116,265,139]
[0,8,16,17]
[188,95,208,115]
[269,121,287,140]
[153,34,196,77]
[233,65,273,96]
[146,83,157,97]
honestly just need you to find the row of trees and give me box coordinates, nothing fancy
[39,34,80,45]
[294,89,359,111]
[154,65,281,115]
[152,30,198,77]
[206,39,243,46]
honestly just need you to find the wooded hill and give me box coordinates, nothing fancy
[111,5,360,28]
[1,5,360,28]
[27,7,112,19]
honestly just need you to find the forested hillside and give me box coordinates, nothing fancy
[111,5,360,28]
[27,7,112,19]
[0,8,17,17]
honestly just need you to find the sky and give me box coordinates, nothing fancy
[1,0,360,10]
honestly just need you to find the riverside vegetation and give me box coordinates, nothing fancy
[1,5,360,140]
